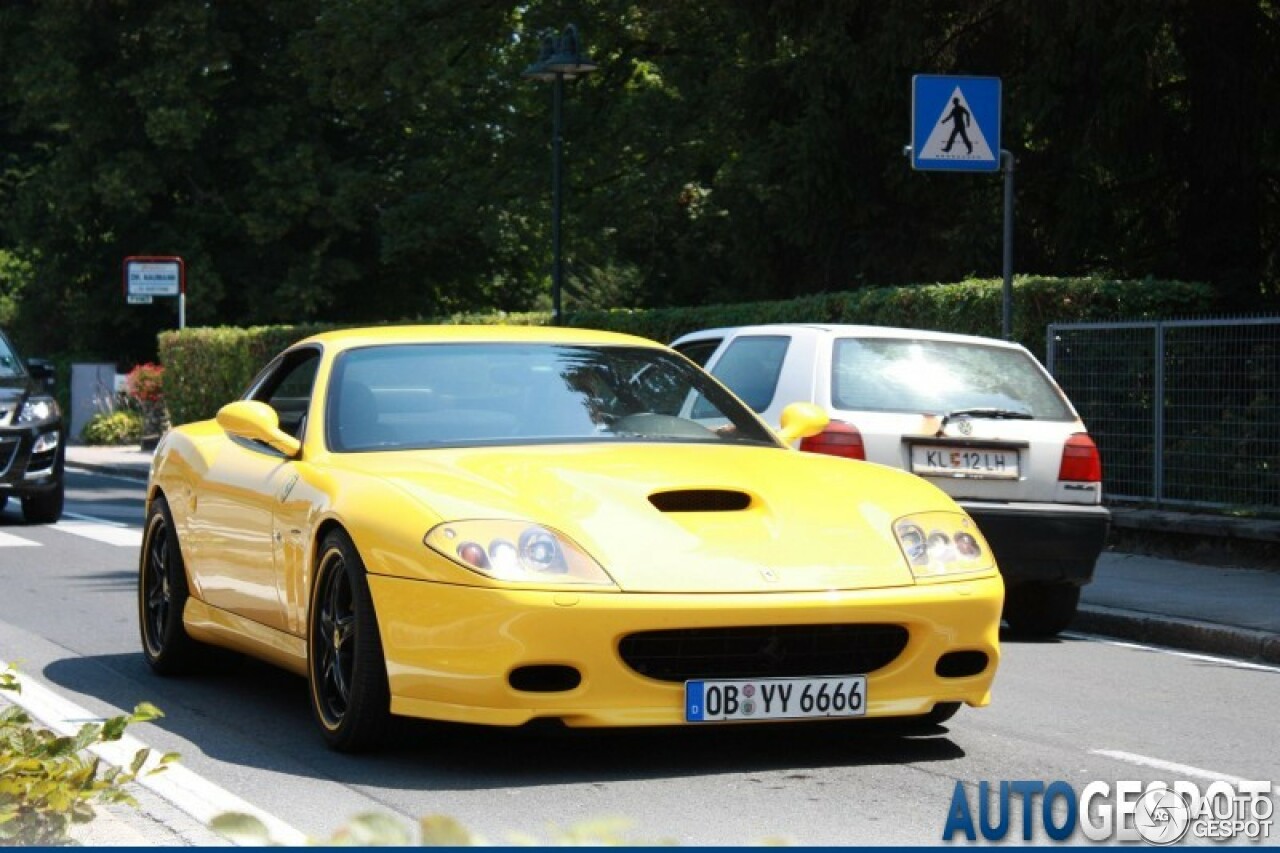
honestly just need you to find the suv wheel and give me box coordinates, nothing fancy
[21,481,64,524]
[1003,583,1081,638]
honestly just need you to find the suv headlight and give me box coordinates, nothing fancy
[894,511,994,580]
[18,396,60,425]
[425,520,616,586]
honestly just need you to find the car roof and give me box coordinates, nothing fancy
[672,323,1024,350]
[298,324,664,352]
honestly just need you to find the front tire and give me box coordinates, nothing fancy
[307,529,391,752]
[139,495,203,674]
[22,480,64,524]
[1003,583,1081,638]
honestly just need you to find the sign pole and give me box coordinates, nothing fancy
[179,291,186,331]
[910,75,1010,337]
[1001,148,1014,340]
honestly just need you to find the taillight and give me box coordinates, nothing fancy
[1058,433,1102,482]
[799,421,865,461]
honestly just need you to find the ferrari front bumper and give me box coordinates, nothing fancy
[367,572,1003,728]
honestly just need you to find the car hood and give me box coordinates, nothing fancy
[339,443,947,593]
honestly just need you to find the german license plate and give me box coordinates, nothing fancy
[685,675,867,722]
[911,445,1019,479]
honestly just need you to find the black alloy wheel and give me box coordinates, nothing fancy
[307,530,391,752]
[138,495,201,674]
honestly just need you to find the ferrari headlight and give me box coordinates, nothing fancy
[18,396,59,425]
[894,512,994,580]
[425,520,615,586]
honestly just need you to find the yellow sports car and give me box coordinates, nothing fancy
[139,326,1002,751]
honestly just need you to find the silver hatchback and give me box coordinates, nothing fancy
[672,323,1110,637]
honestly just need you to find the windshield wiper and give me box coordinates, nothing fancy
[936,407,1034,437]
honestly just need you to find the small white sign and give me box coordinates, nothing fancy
[126,260,181,296]
[127,294,154,305]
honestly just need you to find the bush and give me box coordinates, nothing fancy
[81,410,143,445]
[0,666,176,847]
[157,277,1215,424]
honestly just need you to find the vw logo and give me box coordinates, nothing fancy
[956,419,974,436]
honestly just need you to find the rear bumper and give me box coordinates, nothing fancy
[959,501,1111,588]
[367,573,1003,728]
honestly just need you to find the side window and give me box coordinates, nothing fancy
[673,338,722,368]
[249,349,321,439]
[693,336,791,416]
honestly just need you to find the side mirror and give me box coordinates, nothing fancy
[216,400,301,458]
[776,402,829,443]
[26,358,56,390]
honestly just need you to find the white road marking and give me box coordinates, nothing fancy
[0,658,308,846]
[0,514,142,548]
[62,511,129,526]
[1064,631,1280,674]
[1089,750,1251,785]
[0,531,39,547]
[52,520,142,548]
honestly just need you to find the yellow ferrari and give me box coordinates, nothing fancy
[139,326,1002,751]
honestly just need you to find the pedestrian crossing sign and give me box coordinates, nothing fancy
[911,75,1001,172]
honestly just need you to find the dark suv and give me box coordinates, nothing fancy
[0,330,64,523]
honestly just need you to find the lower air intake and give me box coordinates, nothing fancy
[619,624,909,682]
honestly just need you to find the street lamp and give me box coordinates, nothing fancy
[523,24,598,326]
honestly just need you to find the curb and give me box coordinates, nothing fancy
[1110,507,1280,545]
[1073,604,1280,665]
[65,460,150,481]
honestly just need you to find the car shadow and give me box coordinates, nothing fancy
[43,652,967,791]
[998,624,1066,645]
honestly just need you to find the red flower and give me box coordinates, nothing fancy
[126,363,164,405]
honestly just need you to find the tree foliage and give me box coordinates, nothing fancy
[0,1,1275,362]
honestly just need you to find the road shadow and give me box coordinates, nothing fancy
[44,652,967,792]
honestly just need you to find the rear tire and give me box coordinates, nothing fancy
[1003,583,1081,638]
[139,495,204,674]
[307,529,391,752]
[22,481,63,524]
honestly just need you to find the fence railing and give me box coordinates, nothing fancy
[1046,317,1280,511]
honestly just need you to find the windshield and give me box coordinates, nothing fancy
[831,338,1073,420]
[326,343,779,452]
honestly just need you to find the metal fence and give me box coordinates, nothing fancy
[1046,317,1280,511]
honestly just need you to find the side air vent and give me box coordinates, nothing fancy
[648,489,752,513]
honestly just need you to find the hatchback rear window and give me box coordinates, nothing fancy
[831,338,1073,420]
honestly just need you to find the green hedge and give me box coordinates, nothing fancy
[159,324,334,426]
[565,275,1215,357]
[159,276,1214,425]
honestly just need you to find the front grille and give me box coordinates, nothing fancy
[619,624,909,682]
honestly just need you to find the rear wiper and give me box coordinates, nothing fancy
[936,407,1033,436]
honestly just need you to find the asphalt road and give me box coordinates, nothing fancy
[0,468,1276,845]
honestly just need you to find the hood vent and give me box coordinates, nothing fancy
[649,489,751,513]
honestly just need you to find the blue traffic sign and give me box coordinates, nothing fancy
[912,75,1001,172]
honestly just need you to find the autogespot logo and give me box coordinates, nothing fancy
[942,779,1274,844]
[1133,787,1191,845]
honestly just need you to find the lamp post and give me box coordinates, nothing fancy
[523,24,598,326]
